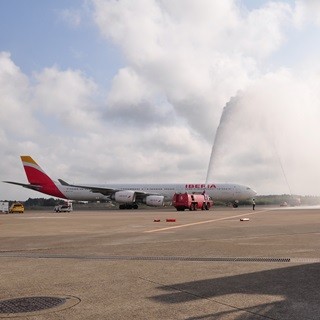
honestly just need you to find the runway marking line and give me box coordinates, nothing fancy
[15,217,68,219]
[144,209,272,233]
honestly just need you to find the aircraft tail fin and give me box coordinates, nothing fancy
[20,156,55,186]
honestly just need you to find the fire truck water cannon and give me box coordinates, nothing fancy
[172,193,213,211]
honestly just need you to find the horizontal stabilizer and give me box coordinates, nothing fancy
[3,181,42,191]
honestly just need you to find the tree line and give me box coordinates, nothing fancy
[2,194,320,208]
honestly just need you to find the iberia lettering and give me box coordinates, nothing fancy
[185,184,216,189]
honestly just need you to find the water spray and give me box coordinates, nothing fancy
[205,126,219,184]
[271,138,293,196]
[205,100,234,184]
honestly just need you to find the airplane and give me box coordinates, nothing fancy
[3,156,257,209]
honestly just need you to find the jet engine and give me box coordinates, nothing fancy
[144,195,164,207]
[111,190,136,203]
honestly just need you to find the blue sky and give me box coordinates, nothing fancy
[0,0,300,86]
[0,0,314,85]
[0,0,122,87]
[1,0,320,200]
[1,0,317,90]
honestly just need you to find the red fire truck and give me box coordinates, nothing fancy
[172,193,213,211]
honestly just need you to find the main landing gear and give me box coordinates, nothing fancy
[232,201,239,208]
[119,203,139,210]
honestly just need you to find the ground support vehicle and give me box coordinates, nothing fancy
[54,202,73,212]
[9,202,24,213]
[172,193,213,211]
[0,202,9,213]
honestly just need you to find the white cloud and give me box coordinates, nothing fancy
[0,52,38,139]
[293,0,320,27]
[236,2,292,58]
[91,0,320,195]
[33,67,99,131]
[92,0,292,138]
[207,69,320,194]
[0,52,209,200]
[2,1,320,200]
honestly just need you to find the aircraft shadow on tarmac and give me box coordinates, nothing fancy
[149,263,320,320]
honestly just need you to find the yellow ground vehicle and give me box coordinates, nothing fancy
[9,203,24,213]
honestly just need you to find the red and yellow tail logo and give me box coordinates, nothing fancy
[21,156,54,185]
[20,156,66,198]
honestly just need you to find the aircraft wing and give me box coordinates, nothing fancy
[3,180,42,191]
[58,179,151,198]
[58,179,115,195]
[58,179,148,197]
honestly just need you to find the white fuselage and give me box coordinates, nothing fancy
[55,182,256,202]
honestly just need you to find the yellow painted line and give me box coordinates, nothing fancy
[144,209,272,233]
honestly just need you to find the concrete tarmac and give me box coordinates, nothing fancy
[0,206,319,319]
